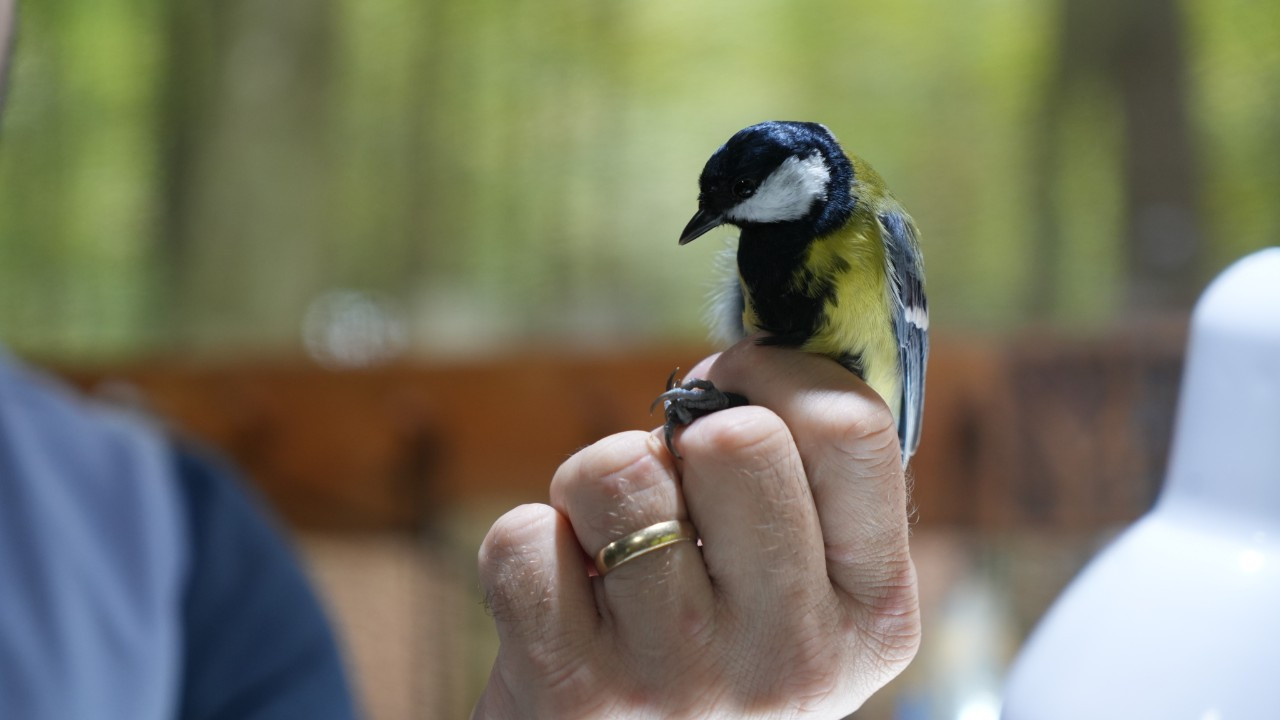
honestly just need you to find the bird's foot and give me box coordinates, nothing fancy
[650,369,749,459]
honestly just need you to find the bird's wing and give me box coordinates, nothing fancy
[877,209,928,465]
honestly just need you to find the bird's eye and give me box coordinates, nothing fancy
[732,178,758,199]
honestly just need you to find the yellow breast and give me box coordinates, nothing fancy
[745,217,901,420]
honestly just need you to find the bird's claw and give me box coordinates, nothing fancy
[651,369,748,458]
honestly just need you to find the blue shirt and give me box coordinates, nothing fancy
[0,350,359,719]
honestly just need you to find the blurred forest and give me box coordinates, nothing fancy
[4,2,1278,718]
[2,0,1277,362]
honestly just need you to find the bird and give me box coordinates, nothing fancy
[656,120,928,467]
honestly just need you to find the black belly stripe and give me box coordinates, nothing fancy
[737,224,836,348]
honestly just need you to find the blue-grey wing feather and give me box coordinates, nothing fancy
[878,210,928,466]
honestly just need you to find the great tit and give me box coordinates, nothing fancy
[658,121,928,466]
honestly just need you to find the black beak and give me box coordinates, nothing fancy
[679,208,724,245]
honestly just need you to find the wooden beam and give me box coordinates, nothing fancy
[54,331,1186,532]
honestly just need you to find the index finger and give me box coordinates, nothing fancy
[699,339,914,611]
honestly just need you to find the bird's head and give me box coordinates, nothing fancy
[679,121,852,245]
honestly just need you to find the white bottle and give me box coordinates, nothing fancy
[1002,248,1280,718]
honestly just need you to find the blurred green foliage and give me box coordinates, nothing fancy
[0,0,1276,361]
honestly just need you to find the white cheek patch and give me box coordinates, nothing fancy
[725,152,830,224]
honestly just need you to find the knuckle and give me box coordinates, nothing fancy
[686,406,793,463]
[826,395,900,464]
[477,504,557,624]
[714,335,757,368]
[550,431,682,548]
[479,504,555,573]
[551,431,666,505]
[850,558,922,671]
[809,392,904,491]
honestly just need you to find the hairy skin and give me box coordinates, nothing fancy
[474,339,920,719]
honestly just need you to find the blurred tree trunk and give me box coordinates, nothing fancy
[1030,0,1202,318]
[157,0,335,351]
[155,0,214,347]
[1112,0,1202,312]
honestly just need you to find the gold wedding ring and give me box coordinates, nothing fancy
[594,520,697,576]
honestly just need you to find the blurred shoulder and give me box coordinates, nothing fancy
[0,348,189,717]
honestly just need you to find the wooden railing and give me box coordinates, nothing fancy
[55,331,1187,532]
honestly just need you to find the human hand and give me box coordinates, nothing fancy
[473,340,920,719]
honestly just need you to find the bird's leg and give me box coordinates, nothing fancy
[650,369,749,458]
